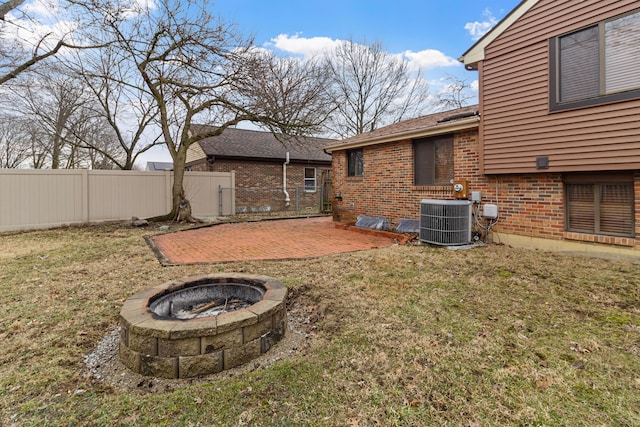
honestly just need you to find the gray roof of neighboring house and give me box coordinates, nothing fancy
[146,161,174,171]
[192,126,335,163]
[324,105,480,152]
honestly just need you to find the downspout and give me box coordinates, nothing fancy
[283,152,290,207]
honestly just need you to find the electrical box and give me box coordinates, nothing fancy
[471,191,482,203]
[482,204,498,219]
[452,180,469,199]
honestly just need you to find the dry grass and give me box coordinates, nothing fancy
[1,222,639,426]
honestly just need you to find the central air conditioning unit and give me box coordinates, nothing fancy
[420,199,473,246]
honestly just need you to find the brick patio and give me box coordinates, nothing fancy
[150,216,405,264]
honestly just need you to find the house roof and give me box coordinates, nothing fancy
[192,126,334,163]
[324,105,480,153]
[146,161,173,171]
[459,0,540,69]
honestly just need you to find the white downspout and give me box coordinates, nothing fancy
[283,152,290,206]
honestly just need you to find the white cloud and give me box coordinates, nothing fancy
[268,34,460,74]
[266,33,341,58]
[1,0,79,49]
[403,49,460,70]
[464,8,498,41]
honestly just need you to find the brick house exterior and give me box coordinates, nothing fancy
[327,106,483,226]
[186,126,334,213]
[328,0,640,258]
[327,104,639,257]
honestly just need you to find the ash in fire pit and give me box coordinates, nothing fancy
[119,274,287,379]
[149,283,264,319]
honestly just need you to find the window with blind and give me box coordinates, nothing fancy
[414,135,454,186]
[550,9,640,111]
[565,174,635,237]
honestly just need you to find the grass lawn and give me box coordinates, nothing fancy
[1,223,639,426]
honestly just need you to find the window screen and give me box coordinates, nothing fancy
[414,135,454,186]
[605,12,640,93]
[304,167,316,192]
[347,149,363,177]
[551,9,640,109]
[559,26,600,103]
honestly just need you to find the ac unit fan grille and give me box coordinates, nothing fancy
[420,199,472,246]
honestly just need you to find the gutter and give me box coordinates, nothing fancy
[324,115,480,153]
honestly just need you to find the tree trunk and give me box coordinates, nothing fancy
[148,143,197,223]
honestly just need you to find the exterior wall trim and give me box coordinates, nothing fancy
[325,117,479,153]
[493,231,639,260]
[460,0,541,67]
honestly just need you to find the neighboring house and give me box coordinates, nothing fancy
[146,161,173,171]
[186,126,335,213]
[329,0,640,257]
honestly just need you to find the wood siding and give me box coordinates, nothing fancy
[481,0,640,174]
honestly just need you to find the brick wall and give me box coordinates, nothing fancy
[189,158,330,213]
[332,129,639,246]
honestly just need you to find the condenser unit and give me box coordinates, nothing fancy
[420,199,473,246]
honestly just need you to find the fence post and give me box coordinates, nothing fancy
[82,169,89,223]
[218,185,222,217]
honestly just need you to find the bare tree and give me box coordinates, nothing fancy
[80,0,331,221]
[324,38,432,138]
[0,114,30,167]
[436,74,475,110]
[0,0,76,85]
[16,70,88,168]
[70,40,163,169]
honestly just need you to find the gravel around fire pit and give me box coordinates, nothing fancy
[84,302,313,392]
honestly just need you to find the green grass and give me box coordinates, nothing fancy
[1,224,639,426]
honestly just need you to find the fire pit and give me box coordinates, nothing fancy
[118,273,287,379]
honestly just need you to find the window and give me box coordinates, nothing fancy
[304,167,316,192]
[414,135,454,186]
[550,10,640,110]
[565,173,634,237]
[347,149,363,177]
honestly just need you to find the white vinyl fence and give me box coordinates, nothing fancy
[0,169,235,232]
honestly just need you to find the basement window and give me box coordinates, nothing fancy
[550,9,640,111]
[565,173,635,237]
[413,135,454,186]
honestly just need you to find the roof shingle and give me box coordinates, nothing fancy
[192,126,335,163]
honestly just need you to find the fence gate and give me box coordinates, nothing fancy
[320,169,332,213]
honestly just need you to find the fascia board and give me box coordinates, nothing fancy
[324,116,479,153]
[459,0,541,66]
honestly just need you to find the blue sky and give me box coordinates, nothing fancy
[2,0,524,166]
[137,0,522,164]
[213,1,521,85]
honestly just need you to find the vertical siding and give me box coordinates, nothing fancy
[481,0,640,174]
[0,170,234,232]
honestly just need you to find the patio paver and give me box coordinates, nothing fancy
[150,216,402,264]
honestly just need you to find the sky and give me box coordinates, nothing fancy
[139,0,521,165]
[2,0,523,167]
[212,1,520,81]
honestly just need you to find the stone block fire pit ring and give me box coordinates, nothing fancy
[118,273,287,379]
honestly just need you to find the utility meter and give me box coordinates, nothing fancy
[452,180,469,199]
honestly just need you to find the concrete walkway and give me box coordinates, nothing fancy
[150,216,403,264]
